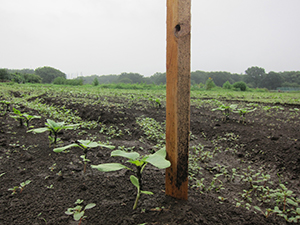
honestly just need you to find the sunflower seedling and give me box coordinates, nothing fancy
[28,119,79,146]
[212,104,237,121]
[233,107,256,124]
[8,180,31,195]
[65,199,96,225]
[10,108,41,128]
[91,148,171,210]
[53,140,115,174]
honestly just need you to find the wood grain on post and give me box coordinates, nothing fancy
[165,0,191,200]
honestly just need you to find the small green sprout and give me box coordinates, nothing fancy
[65,199,96,225]
[212,104,237,121]
[233,107,256,124]
[28,119,79,146]
[53,140,115,174]
[91,148,171,210]
[8,180,31,195]
[10,108,41,128]
[254,206,273,218]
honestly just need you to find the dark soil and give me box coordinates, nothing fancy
[0,92,299,225]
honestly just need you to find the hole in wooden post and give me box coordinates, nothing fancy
[175,24,181,32]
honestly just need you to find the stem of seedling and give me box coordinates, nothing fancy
[132,163,147,210]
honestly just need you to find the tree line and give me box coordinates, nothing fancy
[79,67,300,90]
[1,66,300,90]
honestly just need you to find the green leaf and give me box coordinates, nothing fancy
[64,123,80,130]
[84,203,96,210]
[141,190,153,195]
[53,143,78,153]
[128,159,145,167]
[46,119,60,129]
[273,206,282,214]
[287,198,298,207]
[27,127,49,133]
[75,199,84,204]
[73,211,84,221]
[77,140,114,149]
[111,150,139,160]
[145,148,171,169]
[77,140,99,148]
[130,175,139,189]
[91,163,130,172]
[254,206,262,212]
[13,108,21,115]
[65,209,74,215]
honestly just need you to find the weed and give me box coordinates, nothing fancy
[65,199,96,225]
[8,180,31,195]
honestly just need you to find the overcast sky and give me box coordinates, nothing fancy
[1,0,300,78]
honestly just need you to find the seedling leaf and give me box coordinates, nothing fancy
[53,144,78,153]
[145,148,171,169]
[74,211,84,221]
[130,175,139,189]
[111,150,139,160]
[27,127,49,133]
[84,203,96,210]
[91,163,130,172]
[141,190,154,195]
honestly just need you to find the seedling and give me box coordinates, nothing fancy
[91,148,171,209]
[65,199,96,225]
[8,180,31,195]
[254,206,273,218]
[270,184,296,212]
[28,119,79,146]
[212,104,237,121]
[233,107,256,123]
[53,140,115,174]
[10,108,41,128]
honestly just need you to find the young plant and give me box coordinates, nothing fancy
[28,119,79,146]
[212,104,237,121]
[233,107,256,124]
[91,148,171,210]
[65,199,96,225]
[8,180,31,195]
[53,140,115,174]
[10,108,41,128]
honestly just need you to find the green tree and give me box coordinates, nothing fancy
[0,69,11,81]
[117,72,144,84]
[260,72,283,90]
[223,81,232,89]
[233,81,247,91]
[35,66,66,83]
[24,73,42,83]
[92,77,99,86]
[149,72,166,85]
[10,73,25,83]
[205,77,216,90]
[117,77,132,84]
[53,77,66,85]
[244,66,265,88]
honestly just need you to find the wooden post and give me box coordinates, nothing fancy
[165,0,191,200]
